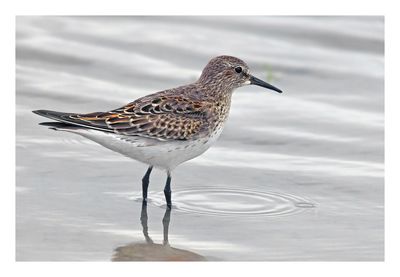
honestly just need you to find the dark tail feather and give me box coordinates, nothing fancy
[32,109,113,133]
[32,110,74,122]
[33,110,84,131]
[39,121,82,131]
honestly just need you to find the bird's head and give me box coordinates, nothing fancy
[198,55,282,94]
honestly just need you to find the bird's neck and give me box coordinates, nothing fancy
[195,79,236,99]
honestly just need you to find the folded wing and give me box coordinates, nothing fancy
[34,95,211,141]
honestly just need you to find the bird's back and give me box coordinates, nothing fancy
[33,81,233,142]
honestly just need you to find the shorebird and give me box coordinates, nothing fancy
[33,55,282,209]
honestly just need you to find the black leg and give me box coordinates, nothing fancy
[142,166,153,203]
[164,172,172,209]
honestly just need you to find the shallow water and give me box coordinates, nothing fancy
[16,16,384,261]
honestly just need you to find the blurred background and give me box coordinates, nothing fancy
[16,16,384,261]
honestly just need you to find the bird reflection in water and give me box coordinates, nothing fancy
[112,204,206,261]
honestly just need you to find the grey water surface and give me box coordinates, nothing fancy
[16,16,384,261]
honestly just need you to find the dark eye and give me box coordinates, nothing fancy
[234,66,242,73]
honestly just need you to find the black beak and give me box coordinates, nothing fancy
[249,75,282,93]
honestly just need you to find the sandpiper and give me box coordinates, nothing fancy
[33,55,282,208]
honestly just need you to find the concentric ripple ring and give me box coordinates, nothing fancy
[142,187,315,217]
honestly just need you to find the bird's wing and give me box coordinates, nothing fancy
[34,94,212,141]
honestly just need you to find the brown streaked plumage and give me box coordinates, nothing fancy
[33,55,282,209]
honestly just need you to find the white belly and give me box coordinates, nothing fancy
[67,127,224,171]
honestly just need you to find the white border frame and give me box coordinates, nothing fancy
[3,0,398,276]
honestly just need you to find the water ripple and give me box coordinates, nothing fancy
[130,187,315,217]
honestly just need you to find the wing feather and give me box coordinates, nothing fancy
[68,95,211,140]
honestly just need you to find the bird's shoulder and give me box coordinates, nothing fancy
[116,85,212,115]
